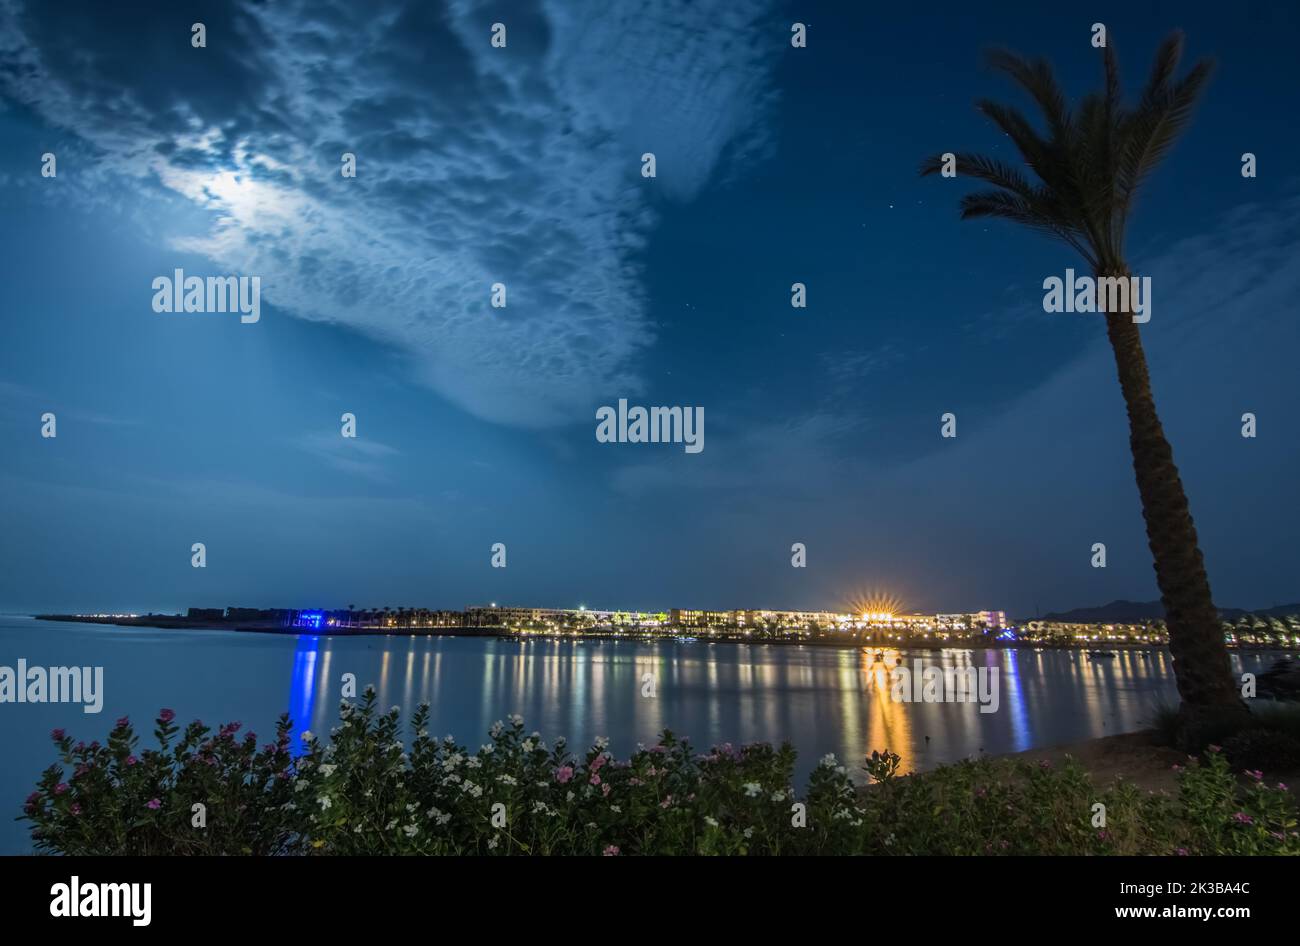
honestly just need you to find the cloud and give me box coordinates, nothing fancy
[293,431,401,481]
[0,0,779,428]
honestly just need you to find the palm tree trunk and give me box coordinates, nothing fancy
[1102,290,1246,732]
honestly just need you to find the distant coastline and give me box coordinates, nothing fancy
[31,612,1294,653]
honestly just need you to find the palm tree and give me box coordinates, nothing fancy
[921,31,1245,737]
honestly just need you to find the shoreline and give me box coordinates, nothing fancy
[30,613,1294,654]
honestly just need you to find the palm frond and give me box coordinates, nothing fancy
[1142,31,1185,101]
[1117,58,1214,213]
[928,29,1209,271]
[985,49,1071,142]
[920,151,1036,198]
[959,189,1099,269]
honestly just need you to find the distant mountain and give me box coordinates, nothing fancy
[1037,599,1300,623]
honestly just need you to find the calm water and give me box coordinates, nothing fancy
[0,615,1288,854]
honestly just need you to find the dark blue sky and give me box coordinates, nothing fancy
[1,1,1298,618]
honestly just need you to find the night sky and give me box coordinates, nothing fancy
[1,1,1297,618]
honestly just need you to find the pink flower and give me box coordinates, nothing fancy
[554,765,574,784]
[603,845,620,856]
[53,783,68,795]
[1207,744,1221,753]
[115,716,130,729]
[1176,847,1189,856]
[1278,783,1289,791]
[1246,770,1264,781]
[125,755,137,766]
[159,709,175,723]
[70,803,82,816]
[589,773,602,786]
[590,754,607,773]
[146,798,161,810]
[1232,812,1253,825]
[601,783,610,796]
[50,729,66,742]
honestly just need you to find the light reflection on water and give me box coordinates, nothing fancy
[0,616,1290,853]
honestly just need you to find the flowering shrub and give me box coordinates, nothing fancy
[23,712,300,855]
[21,689,1300,855]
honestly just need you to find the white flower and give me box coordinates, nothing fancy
[406,803,418,813]
[819,753,839,768]
[317,796,332,810]
[594,736,610,750]
[490,721,504,738]
[610,805,621,813]
[301,731,314,743]
[480,743,495,755]
[743,782,762,797]
[497,774,518,785]
[443,753,463,771]
[743,827,754,839]
[403,824,419,838]
[771,790,787,802]
[466,757,482,769]
[319,764,337,778]
[705,816,719,827]
[389,706,400,715]
[385,818,397,831]
[566,791,575,802]
[488,835,499,849]
[508,713,524,726]
[521,740,534,753]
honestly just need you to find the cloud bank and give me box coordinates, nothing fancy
[0,0,779,426]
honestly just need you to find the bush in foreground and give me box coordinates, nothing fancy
[21,689,1300,855]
